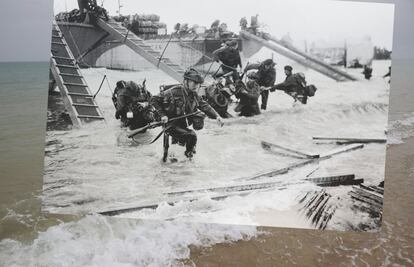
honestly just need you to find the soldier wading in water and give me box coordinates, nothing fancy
[151,69,224,159]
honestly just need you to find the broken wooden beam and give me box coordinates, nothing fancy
[305,174,363,187]
[167,174,362,199]
[261,141,319,159]
[165,180,284,197]
[313,137,386,144]
[237,144,364,181]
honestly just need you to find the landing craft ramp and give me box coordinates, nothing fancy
[96,18,186,82]
[240,30,357,82]
[50,21,105,127]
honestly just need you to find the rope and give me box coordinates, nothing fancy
[93,75,107,99]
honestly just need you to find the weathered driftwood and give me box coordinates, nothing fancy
[166,174,361,198]
[313,136,386,144]
[306,167,319,177]
[305,174,363,187]
[261,141,319,159]
[237,144,364,181]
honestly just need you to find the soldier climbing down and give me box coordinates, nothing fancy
[212,40,242,84]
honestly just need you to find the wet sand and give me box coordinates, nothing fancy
[189,138,414,266]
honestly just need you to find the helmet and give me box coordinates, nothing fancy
[297,72,306,80]
[116,80,126,88]
[184,68,204,84]
[284,65,293,71]
[226,40,238,47]
[263,58,275,66]
[247,71,258,80]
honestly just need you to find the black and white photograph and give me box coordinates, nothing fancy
[43,0,394,231]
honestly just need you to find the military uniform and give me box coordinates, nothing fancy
[244,61,276,110]
[272,73,307,104]
[212,44,242,83]
[151,85,219,154]
[235,80,261,117]
[113,81,152,127]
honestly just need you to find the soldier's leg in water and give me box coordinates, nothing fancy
[168,126,197,157]
[260,90,269,110]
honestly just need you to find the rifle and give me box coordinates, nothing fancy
[127,111,201,138]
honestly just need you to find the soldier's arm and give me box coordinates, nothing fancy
[198,98,219,119]
[212,47,226,62]
[236,53,242,68]
[116,95,128,112]
[272,81,289,91]
[244,63,260,72]
[150,93,167,118]
[269,70,276,85]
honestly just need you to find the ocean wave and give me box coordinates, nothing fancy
[0,215,257,267]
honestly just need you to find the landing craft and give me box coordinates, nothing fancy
[50,0,357,127]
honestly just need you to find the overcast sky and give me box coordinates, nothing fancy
[0,0,413,62]
[54,0,395,49]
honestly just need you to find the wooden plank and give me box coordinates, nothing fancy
[165,180,285,198]
[68,92,93,97]
[313,137,386,144]
[77,115,105,119]
[261,141,319,158]
[336,140,386,145]
[316,178,364,187]
[72,103,99,107]
[166,174,360,199]
[65,83,88,87]
[52,56,73,60]
[318,144,364,158]
[237,144,364,181]
[59,73,83,78]
[56,64,78,69]
[305,174,355,184]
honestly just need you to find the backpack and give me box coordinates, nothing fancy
[293,73,307,88]
[305,84,317,97]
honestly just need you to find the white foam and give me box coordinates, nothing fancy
[0,215,257,266]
